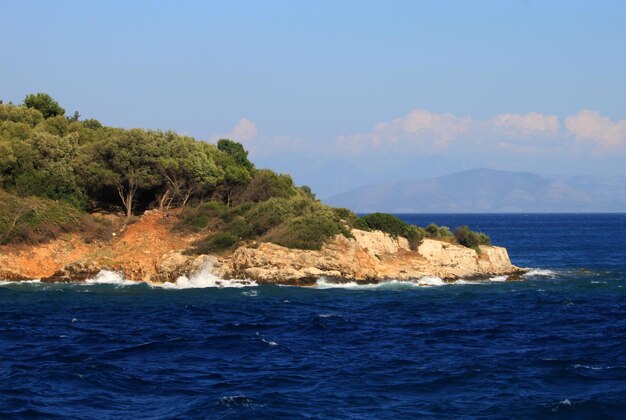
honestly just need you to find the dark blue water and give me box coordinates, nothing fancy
[2,214,626,418]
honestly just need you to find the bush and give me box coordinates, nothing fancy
[235,169,297,203]
[356,213,430,250]
[176,201,227,232]
[355,213,409,237]
[264,204,349,250]
[405,225,426,250]
[191,232,238,254]
[454,225,491,250]
[188,195,351,252]
[224,215,253,239]
[332,207,358,226]
[425,223,452,239]
[0,190,108,244]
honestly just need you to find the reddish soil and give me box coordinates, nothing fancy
[0,210,200,281]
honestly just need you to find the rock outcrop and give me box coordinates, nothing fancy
[150,252,209,283]
[0,211,522,285]
[42,260,102,283]
[218,229,522,284]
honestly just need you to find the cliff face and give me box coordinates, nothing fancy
[218,230,520,284]
[0,211,522,284]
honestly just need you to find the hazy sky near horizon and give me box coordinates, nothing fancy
[2,1,626,194]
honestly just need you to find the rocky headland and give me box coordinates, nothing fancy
[0,211,523,285]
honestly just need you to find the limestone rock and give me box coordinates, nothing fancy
[42,260,102,283]
[150,252,211,283]
[222,229,521,284]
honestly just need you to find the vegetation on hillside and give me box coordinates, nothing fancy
[0,190,109,245]
[355,213,454,250]
[0,93,491,251]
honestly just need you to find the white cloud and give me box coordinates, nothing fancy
[565,110,626,149]
[210,117,259,152]
[225,118,258,142]
[337,108,626,157]
[338,109,472,153]
[488,112,559,137]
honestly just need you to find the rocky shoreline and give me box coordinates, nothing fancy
[0,211,524,286]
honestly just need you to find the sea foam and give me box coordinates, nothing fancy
[523,268,558,278]
[85,270,137,286]
[315,276,445,289]
[156,261,257,289]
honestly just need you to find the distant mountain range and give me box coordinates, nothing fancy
[324,169,626,213]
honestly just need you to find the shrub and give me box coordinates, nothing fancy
[425,223,452,239]
[355,213,409,237]
[176,200,227,232]
[454,225,491,250]
[189,195,352,252]
[356,213,431,250]
[264,204,349,250]
[332,207,358,226]
[191,232,238,254]
[235,169,297,203]
[405,225,426,250]
[224,215,253,239]
[244,196,294,235]
[0,190,108,244]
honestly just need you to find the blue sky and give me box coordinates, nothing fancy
[2,1,626,196]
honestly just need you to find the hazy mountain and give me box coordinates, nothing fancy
[325,169,626,213]
[255,153,486,198]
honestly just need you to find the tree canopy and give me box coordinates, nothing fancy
[0,94,256,216]
[23,93,65,119]
[1,93,491,252]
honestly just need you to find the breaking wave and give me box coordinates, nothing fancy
[0,265,564,291]
[156,262,257,289]
[85,270,137,286]
[315,276,446,289]
[523,268,559,278]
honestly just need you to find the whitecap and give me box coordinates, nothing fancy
[85,270,136,286]
[572,364,624,371]
[256,332,278,346]
[0,279,41,286]
[314,276,445,290]
[156,261,257,289]
[261,338,278,346]
[489,275,508,282]
[416,276,445,286]
[523,268,558,278]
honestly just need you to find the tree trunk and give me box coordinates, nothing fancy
[158,189,171,211]
[117,184,136,218]
[181,190,192,209]
[125,190,134,218]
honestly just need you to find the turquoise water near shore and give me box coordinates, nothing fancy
[1,214,626,418]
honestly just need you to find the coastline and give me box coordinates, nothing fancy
[0,210,524,286]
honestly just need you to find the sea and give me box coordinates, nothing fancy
[1,213,626,419]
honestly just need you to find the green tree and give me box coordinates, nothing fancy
[78,129,161,217]
[155,133,222,209]
[217,139,254,171]
[0,139,16,186]
[12,131,86,208]
[23,93,65,119]
[36,115,69,137]
[0,103,44,126]
[236,169,296,203]
[212,147,252,206]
